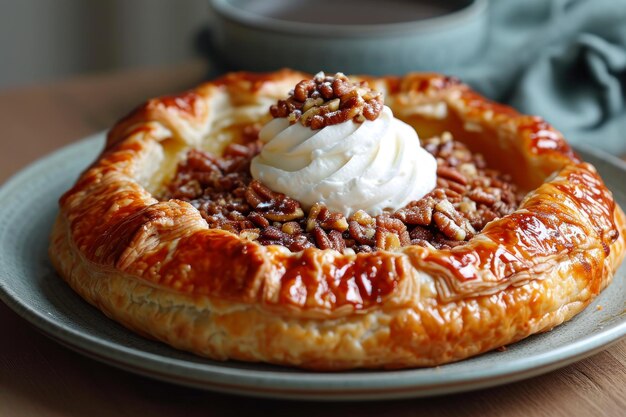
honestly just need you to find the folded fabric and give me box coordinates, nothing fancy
[453,0,626,155]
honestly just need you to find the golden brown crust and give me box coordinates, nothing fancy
[49,69,626,369]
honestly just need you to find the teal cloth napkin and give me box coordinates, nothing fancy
[452,0,626,155]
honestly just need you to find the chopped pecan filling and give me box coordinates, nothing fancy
[164,131,523,253]
[270,72,383,130]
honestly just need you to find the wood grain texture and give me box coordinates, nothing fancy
[0,61,624,416]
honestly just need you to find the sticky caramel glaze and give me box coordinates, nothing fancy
[55,70,623,317]
[104,90,205,152]
[275,249,405,309]
[412,162,620,301]
[376,75,580,191]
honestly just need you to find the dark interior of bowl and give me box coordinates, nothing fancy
[227,0,474,26]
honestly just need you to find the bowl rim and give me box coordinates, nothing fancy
[210,0,488,38]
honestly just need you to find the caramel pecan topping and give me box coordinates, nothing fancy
[165,129,524,253]
[269,72,384,130]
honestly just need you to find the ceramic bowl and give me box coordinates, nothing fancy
[209,0,488,75]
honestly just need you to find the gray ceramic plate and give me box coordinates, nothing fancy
[0,132,625,401]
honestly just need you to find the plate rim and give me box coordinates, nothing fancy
[0,132,625,400]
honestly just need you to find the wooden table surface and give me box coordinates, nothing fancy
[1,61,624,417]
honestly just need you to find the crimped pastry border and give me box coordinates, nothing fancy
[49,70,626,369]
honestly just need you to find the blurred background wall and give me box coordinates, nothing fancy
[0,0,208,90]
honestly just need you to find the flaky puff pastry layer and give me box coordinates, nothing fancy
[49,70,626,370]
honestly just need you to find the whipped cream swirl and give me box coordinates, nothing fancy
[250,106,437,217]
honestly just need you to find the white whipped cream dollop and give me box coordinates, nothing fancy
[250,106,437,217]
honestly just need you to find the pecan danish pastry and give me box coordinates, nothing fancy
[49,70,626,370]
